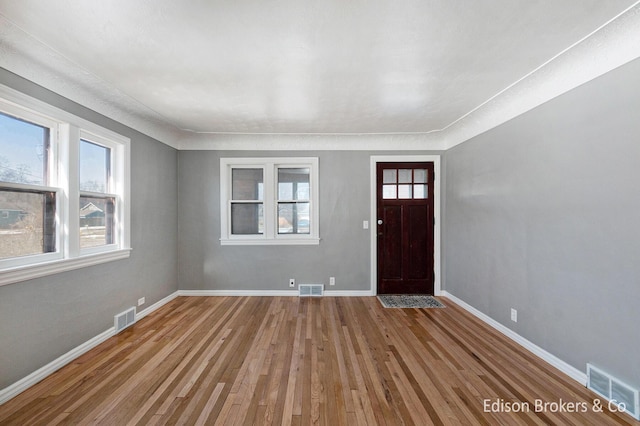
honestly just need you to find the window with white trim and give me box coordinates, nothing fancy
[0,86,130,285]
[220,158,319,245]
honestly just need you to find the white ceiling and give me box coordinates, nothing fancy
[1,1,640,149]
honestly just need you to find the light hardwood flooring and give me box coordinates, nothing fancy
[0,296,636,425]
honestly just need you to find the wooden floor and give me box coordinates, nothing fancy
[0,296,636,425]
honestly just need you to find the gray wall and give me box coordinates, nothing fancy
[178,150,442,292]
[444,58,640,388]
[0,70,179,389]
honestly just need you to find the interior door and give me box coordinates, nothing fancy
[377,162,434,294]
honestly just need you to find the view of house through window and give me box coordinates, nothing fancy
[79,196,114,248]
[79,139,115,249]
[1,90,130,278]
[0,111,56,260]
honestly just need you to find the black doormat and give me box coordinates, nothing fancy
[377,294,445,308]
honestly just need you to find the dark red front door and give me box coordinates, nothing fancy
[377,162,434,294]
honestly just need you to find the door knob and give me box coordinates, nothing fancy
[377,219,383,225]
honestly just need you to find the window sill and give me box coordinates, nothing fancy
[0,248,132,287]
[220,238,320,246]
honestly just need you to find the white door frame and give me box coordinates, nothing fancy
[369,155,441,296]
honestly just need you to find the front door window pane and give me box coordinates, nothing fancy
[398,169,412,183]
[80,140,110,192]
[0,112,49,186]
[383,169,397,184]
[398,184,412,199]
[414,169,428,183]
[383,185,396,199]
[413,184,427,199]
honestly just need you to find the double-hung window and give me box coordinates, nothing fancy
[220,158,319,245]
[0,85,130,286]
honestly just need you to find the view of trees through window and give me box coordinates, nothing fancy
[1,110,118,259]
[1,93,129,274]
[0,111,53,260]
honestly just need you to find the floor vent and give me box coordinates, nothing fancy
[299,284,324,297]
[587,363,639,420]
[114,307,136,333]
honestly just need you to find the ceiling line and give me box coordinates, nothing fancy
[438,0,640,135]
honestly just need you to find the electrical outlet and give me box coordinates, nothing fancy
[511,308,517,322]
[363,220,369,229]
[138,297,145,306]
[289,278,295,288]
[329,277,335,286]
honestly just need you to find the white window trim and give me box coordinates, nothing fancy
[0,84,131,287]
[220,157,320,245]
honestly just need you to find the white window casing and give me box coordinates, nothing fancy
[220,157,320,245]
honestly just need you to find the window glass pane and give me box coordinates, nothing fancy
[413,184,427,199]
[0,112,49,185]
[0,189,56,259]
[382,185,396,199]
[278,202,310,234]
[278,168,310,201]
[382,169,397,184]
[80,140,110,193]
[398,169,412,184]
[80,196,115,248]
[232,169,263,200]
[414,169,428,183]
[398,184,412,199]
[231,203,264,234]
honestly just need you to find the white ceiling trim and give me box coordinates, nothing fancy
[1,4,640,152]
[177,132,446,151]
[441,1,640,150]
[0,15,184,149]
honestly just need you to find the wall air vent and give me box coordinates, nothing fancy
[587,363,639,420]
[299,284,324,297]
[114,307,136,333]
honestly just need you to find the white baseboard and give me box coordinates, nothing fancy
[0,291,179,405]
[441,291,587,386]
[137,291,179,320]
[177,289,298,296]
[325,290,374,296]
[177,289,375,297]
[0,327,116,405]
